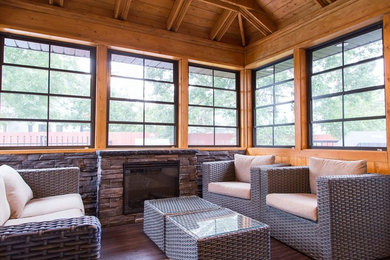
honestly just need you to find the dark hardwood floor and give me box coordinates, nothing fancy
[101,223,312,260]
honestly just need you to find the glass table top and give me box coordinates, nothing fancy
[168,208,266,239]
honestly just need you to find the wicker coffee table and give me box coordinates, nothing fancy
[143,196,220,251]
[165,208,270,260]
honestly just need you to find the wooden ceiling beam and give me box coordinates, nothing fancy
[210,9,237,41]
[114,0,132,20]
[237,13,245,46]
[240,7,276,36]
[199,0,260,11]
[48,0,64,7]
[167,0,192,32]
[314,0,336,7]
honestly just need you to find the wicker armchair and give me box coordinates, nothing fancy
[202,160,286,220]
[0,167,101,259]
[257,166,390,260]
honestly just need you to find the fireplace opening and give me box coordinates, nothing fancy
[123,161,180,214]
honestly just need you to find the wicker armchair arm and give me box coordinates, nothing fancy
[0,216,101,259]
[259,166,310,194]
[18,167,80,198]
[202,160,235,184]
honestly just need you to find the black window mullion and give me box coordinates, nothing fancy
[47,44,51,147]
[341,41,345,147]
[142,58,145,146]
[212,69,216,146]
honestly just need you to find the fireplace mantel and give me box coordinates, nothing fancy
[97,149,199,156]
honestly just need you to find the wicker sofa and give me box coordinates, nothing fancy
[0,167,101,259]
[257,165,390,260]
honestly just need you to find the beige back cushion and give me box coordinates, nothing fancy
[234,154,275,182]
[0,165,33,218]
[309,157,367,194]
[0,176,11,225]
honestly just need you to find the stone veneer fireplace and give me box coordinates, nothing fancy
[97,150,198,227]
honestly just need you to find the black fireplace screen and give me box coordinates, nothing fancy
[123,161,180,214]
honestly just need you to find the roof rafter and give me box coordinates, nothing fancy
[240,7,276,36]
[314,0,336,7]
[48,0,64,7]
[167,0,192,32]
[237,13,245,46]
[114,0,132,20]
[209,9,238,41]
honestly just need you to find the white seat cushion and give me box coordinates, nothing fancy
[19,193,84,218]
[208,181,251,199]
[234,154,275,183]
[0,165,33,218]
[309,157,367,194]
[4,209,84,226]
[266,193,318,221]
[0,176,11,225]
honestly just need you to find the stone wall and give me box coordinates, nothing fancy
[97,150,198,227]
[195,150,246,196]
[0,152,98,216]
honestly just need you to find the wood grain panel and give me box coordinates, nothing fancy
[95,45,108,149]
[384,13,390,163]
[178,58,189,148]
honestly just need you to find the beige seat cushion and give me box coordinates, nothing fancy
[0,176,11,226]
[208,181,251,199]
[266,193,318,221]
[0,165,33,218]
[4,209,84,226]
[309,157,367,194]
[19,193,84,218]
[234,154,275,183]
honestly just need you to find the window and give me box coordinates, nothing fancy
[253,57,295,147]
[107,50,177,147]
[0,34,95,148]
[188,64,239,146]
[308,24,385,149]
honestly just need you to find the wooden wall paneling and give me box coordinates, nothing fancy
[178,58,189,148]
[241,69,252,149]
[0,1,244,67]
[384,13,390,162]
[95,45,108,149]
[293,48,307,151]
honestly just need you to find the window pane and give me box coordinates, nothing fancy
[214,70,236,89]
[215,128,236,145]
[111,54,143,78]
[311,69,342,97]
[312,44,342,73]
[145,103,174,123]
[145,125,174,145]
[0,93,47,119]
[256,127,272,145]
[275,103,294,124]
[108,124,143,146]
[344,29,383,65]
[344,59,384,91]
[109,101,143,122]
[215,109,236,126]
[145,59,173,82]
[48,122,90,146]
[189,66,212,87]
[110,77,143,100]
[275,81,294,103]
[50,96,90,121]
[256,68,273,88]
[274,125,295,146]
[344,119,386,148]
[344,89,385,119]
[188,107,213,125]
[312,122,342,147]
[275,59,294,83]
[312,96,342,121]
[256,107,273,126]
[4,39,49,67]
[256,86,273,106]
[145,81,174,102]
[214,89,236,108]
[51,71,90,96]
[2,66,48,93]
[0,121,47,147]
[188,126,214,146]
[189,86,213,106]
[51,46,90,73]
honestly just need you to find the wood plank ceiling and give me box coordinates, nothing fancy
[44,0,337,46]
